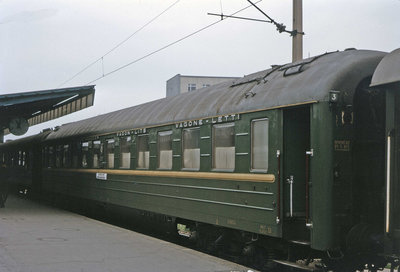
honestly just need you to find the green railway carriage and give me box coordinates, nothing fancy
[0,132,49,195]
[1,49,399,271]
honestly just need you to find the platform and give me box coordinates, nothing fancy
[0,195,254,272]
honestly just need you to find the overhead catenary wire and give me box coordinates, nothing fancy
[58,0,181,88]
[210,0,304,36]
[85,0,262,85]
[207,13,271,23]
[247,0,304,36]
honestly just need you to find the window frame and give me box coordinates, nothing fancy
[62,144,71,168]
[119,136,131,169]
[157,130,173,170]
[182,127,200,171]
[136,134,150,169]
[81,141,90,168]
[187,83,196,92]
[72,142,81,169]
[250,118,269,173]
[92,140,101,169]
[212,122,235,171]
[49,146,55,168]
[104,138,115,169]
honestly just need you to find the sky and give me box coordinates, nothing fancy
[1,0,400,140]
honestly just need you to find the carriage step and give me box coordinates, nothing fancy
[288,239,311,246]
[273,260,321,271]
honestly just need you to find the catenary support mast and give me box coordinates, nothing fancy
[292,0,303,62]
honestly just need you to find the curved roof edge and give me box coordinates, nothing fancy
[370,48,400,87]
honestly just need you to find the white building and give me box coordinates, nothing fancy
[166,74,239,97]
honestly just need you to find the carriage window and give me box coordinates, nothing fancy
[72,142,80,168]
[22,151,26,167]
[26,151,32,169]
[4,153,8,167]
[55,146,62,168]
[63,145,71,168]
[7,153,11,166]
[105,139,115,169]
[120,136,131,169]
[213,123,235,170]
[1,152,7,167]
[48,146,55,168]
[92,140,101,168]
[18,150,23,166]
[13,152,18,167]
[251,118,269,171]
[183,127,200,170]
[9,152,14,167]
[81,142,89,168]
[42,147,46,167]
[137,135,149,169]
[158,131,173,169]
[20,151,26,167]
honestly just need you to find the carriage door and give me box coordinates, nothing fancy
[282,106,310,242]
[384,89,400,256]
[370,48,400,257]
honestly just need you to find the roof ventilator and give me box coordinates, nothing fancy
[244,90,256,98]
[280,51,338,77]
[283,64,304,77]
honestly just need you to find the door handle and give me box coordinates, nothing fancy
[287,175,294,217]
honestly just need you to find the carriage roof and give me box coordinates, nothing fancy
[42,49,385,140]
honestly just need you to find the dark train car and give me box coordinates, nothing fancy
[1,48,399,271]
[0,131,49,196]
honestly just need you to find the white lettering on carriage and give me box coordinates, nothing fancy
[176,114,240,129]
[117,127,147,137]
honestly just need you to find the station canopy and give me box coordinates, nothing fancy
[0,85,95,136]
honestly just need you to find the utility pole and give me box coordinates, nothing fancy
[292,0,303,62]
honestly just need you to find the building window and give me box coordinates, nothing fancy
[158,130,173,169]
[105,139,115,169]
[188,83,196,92]
[137,135,149,169]
[120,136,131,169]
[213,123,235,170]
[183,127,200,170]
[251,118,269,171]
[202,84,210,88]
